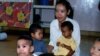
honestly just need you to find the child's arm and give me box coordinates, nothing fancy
[47,45,54,53]
[61,44,75,56]
[57,42,60,46]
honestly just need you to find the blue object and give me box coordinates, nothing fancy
[39,0,49,5]
[0,32,7,40]
[33,39,47,53]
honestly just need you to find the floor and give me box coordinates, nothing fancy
[80,35,96,56]
[0,35,17,56]
[0,35,99,56]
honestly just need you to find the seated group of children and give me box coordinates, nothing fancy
[16,21,100,56]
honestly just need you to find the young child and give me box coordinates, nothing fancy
[90,38,100,56]
[54,21,76,56]
[29,24,47,54]
[17,35,35,56]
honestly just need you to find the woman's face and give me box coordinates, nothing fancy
[55,4,68,23]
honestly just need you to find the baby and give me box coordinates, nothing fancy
[90,38,100,56]
[17,35,34,56]
[54,21,76,56]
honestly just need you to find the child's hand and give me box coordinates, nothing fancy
[57,42,60,46]
[61,44,74,56]
[61,44,71,50]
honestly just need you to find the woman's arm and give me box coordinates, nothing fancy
[72,21,81,48]
[47,45,54,53]
[48,22,55,53]
[48,20,61,53]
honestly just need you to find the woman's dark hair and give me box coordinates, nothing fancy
[61,21,73,31]
[55,0,74,18]
[56,0,71,11]
[98,1,100,10]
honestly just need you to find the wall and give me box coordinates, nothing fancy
[0,0,32,2]
[0,0,100,31]
[0,0,33,26]
[35,9,55,27]
[69,0,100,32]
[39,0,100,32]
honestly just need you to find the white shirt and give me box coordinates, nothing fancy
[33,53,39,56]
[49,17,81,56]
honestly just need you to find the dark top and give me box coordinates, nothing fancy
[33,39,47,53]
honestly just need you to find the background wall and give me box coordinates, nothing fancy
[38,0,100,32]
[0,0,100,31]
[0,0,33,27]
[69,0,100,32]
[0,0,32,2]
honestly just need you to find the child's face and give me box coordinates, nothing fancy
[90,41,100,56]
[32,29,43,40]
[61,26,72,38]
[17,39,33,56]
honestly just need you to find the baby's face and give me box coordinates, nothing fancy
[17,39,33,56]
[61,26,72,38]
[90,41,100,56]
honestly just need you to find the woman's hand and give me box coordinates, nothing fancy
[47,45,54,53]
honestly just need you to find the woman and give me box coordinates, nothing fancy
[48,0,81,56]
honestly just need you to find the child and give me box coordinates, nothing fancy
[29,24,47,54]
[17,35,35,56]
[90,38,100,56]
[54,21,76,56]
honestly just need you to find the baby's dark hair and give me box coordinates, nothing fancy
[29,24,43,33]
[39,53,54,56]
[56,0,72,12]
[17,35,33,46]
[61,21,73,31]
[95,38,100,42]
